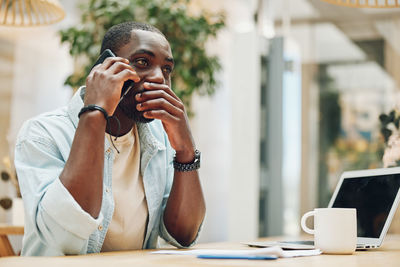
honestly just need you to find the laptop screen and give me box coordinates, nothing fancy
[331,174,400,238]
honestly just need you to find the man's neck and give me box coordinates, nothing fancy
[106,107,135,137]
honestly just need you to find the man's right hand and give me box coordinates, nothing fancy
[84,57,140,115]
[60,56,139,218]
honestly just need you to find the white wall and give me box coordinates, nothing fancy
[7,28,73,156]
[6,0,80,156]
[191,0,261,243]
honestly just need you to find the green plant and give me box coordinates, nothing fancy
[379,109,400,167]
[59,0,225,111]
[379,110,400,143]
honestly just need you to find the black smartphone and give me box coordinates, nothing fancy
[91,49,135,102]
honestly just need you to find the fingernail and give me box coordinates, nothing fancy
[136,104,141,110]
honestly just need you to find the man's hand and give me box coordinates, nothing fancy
[85,57,140,115]
[135,82,195,162]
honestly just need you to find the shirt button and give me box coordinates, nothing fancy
[105,187,110,193]
[98,225,103,231]
[106,148,111,153]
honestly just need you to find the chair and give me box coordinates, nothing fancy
[0,224,24,257]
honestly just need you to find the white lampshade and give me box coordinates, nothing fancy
[0,0,65,26]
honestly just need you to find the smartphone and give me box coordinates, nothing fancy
[91,49,135,103]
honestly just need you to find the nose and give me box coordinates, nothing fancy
[146,67,165,84]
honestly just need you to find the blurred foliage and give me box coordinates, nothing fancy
[318,64,387,206]
[379,109,400,167]
[330,138,383,172]
[59,0,225,112]
[379,109,400,143]
[317,65,342,206]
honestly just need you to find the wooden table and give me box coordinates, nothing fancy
[0,224,24,257]
[1,235,400,267]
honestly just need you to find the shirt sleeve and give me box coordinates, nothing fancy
[15,132,103,255]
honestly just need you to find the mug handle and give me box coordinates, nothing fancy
[301,211,315,235]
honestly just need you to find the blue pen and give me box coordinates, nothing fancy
[197,254,278,260]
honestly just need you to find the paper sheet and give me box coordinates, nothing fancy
[151,246,321,258]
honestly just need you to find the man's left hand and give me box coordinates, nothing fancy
[135,82,195,162]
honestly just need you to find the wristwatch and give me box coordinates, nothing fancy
[173,149,201,172]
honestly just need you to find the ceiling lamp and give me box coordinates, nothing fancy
[0,0,65,26]
[321,0,400,8]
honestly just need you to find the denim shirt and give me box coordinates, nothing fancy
[14,87,195,256]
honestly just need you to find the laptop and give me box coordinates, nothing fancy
[248,167,400,250]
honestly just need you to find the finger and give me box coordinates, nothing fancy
[136,98,183,117]
[107,61,134,74]
[143,110,178,124]
[143,82,180,101]
[107,62,140,82]
[136,90,183,110]
[114,69,141,83]
[99,57,130,71]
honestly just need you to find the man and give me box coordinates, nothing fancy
[14,22,205,256]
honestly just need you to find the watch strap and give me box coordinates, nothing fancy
[173,149,201,172]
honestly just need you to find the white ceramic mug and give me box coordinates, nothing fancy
[301,208,357,254]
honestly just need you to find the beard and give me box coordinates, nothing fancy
[118,86,154,123]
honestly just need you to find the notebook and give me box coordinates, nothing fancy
[248,167,400,250]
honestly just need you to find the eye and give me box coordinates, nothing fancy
[163,65,173,75]
[133,58,149,68]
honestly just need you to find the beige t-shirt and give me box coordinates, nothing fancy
[101,125,149,252]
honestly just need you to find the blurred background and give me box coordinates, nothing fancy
[1,0,400,252]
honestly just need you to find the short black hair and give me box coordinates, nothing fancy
[100,21,164,54]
